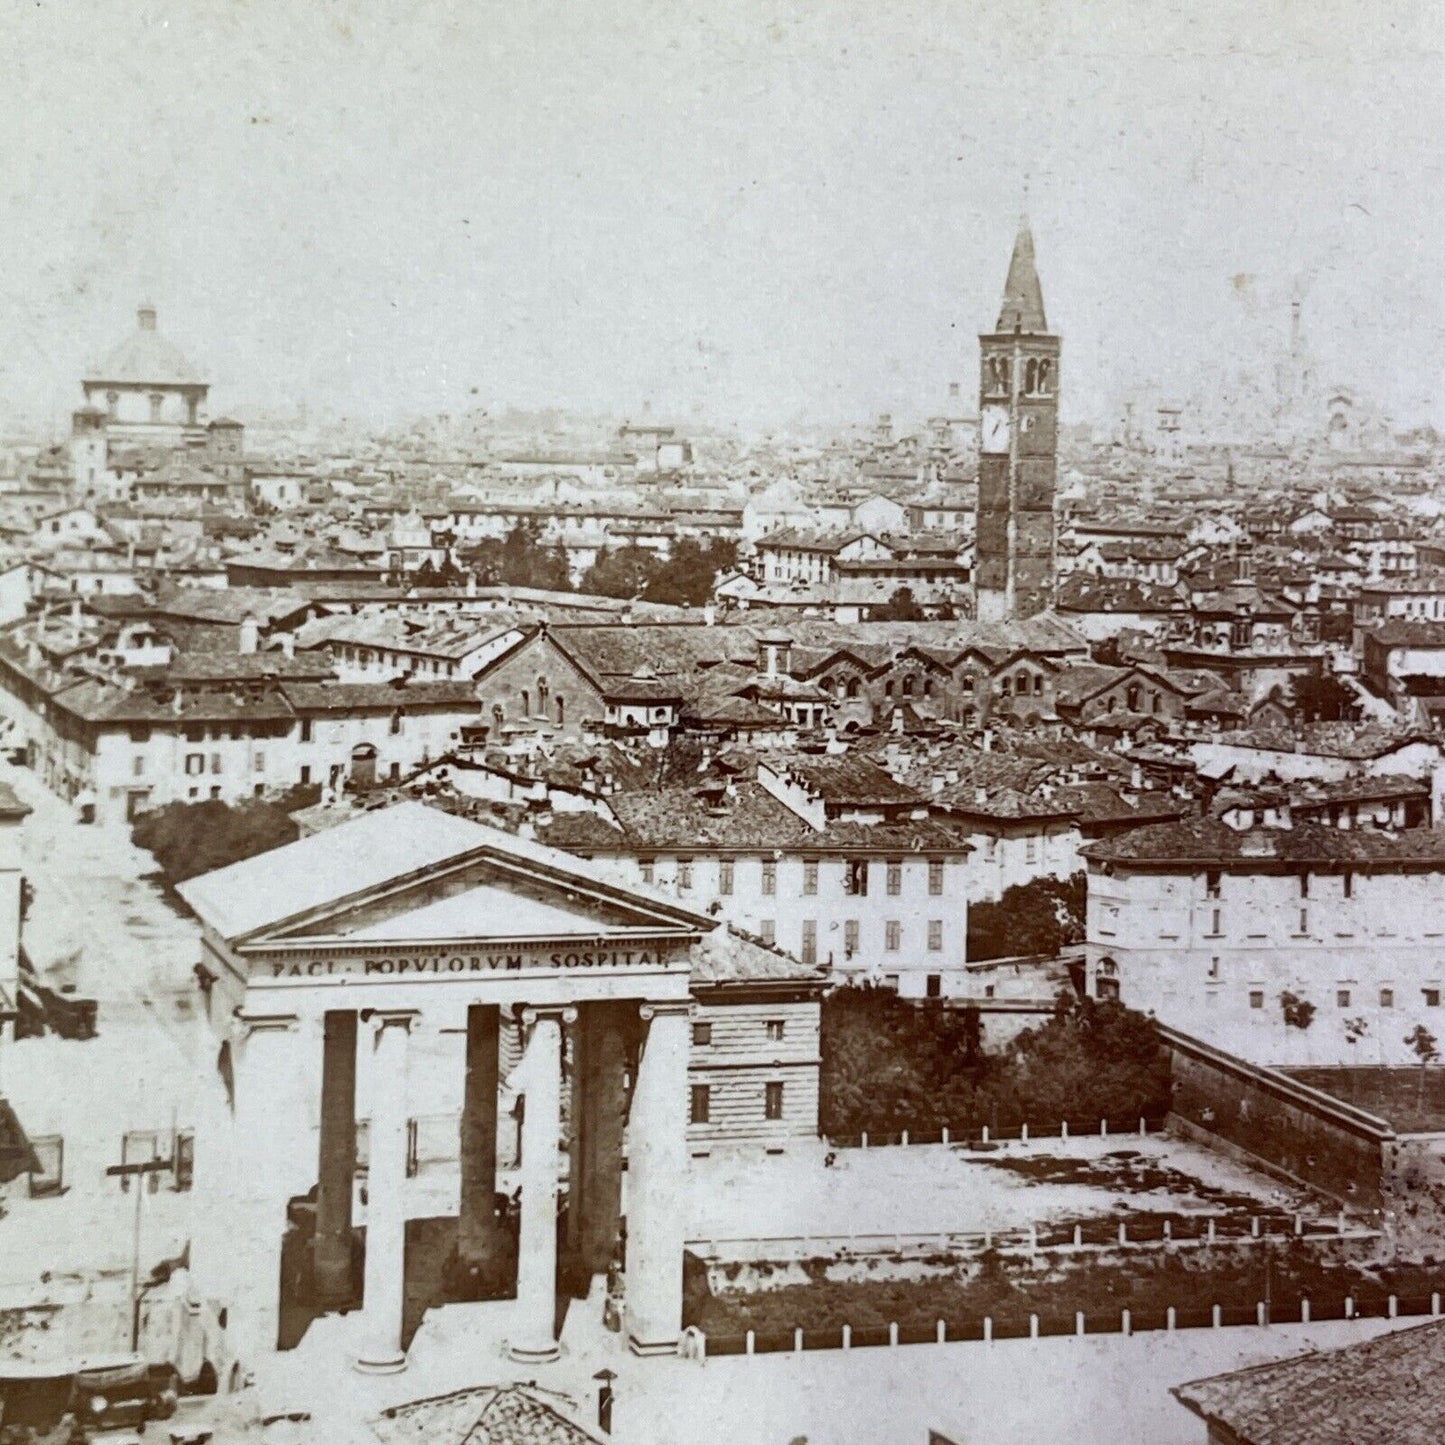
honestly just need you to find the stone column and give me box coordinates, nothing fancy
[568,1003,628,1278]
[225,1010,303,1367]
[625,1000,692,1355]
[354,1009,417,1374]
[314,1009,358,1306]
[458,1004,501,1269]
[508,1004,574,1363]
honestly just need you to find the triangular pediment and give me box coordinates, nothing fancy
[245,852,704,951]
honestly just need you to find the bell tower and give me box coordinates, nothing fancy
[975,217,1060,622]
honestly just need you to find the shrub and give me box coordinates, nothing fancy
[132,787,317,883]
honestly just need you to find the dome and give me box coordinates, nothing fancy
[84,305,205,387]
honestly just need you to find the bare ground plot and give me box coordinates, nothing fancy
[686,1134,1317,1251]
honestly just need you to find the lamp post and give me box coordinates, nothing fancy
[105,1154,173,1351]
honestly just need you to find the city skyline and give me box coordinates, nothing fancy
[2,0,1443,433]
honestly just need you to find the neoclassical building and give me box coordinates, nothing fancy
[177,803,819,1376]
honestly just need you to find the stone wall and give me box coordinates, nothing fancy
[1159,1024,1393,1211]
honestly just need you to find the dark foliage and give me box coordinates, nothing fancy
[459,522,573,593]
[967,872,1087,962]
[818,984,1172,1138]
[869,586,926,622]
[131,787,319,883]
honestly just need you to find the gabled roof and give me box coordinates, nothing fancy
[1172,1318,1445,1445]
[371,1383,605,1445]
[177,800,714,945]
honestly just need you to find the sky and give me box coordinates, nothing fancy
[1,0,1442,433]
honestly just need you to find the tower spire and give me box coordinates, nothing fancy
[996,215,1048,334]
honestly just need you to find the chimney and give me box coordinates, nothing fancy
[137,304,157,331]
[239,615,259,655]
[281,634,296,660]
[931,775,945,795]
[981,729,993,753]
[1131,763,1143,790]
[974,787,988,806]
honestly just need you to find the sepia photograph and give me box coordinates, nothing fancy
[0,1,1442,1440]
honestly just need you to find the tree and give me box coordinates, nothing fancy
[1292,669,1357,723]
[640,538,738,607]
[870,586,926,622]
[579,546,658,599]
[1406,1024,1440,1110]
[967,873,1088,962]
[131,790,317,883]
[459,522,572,592]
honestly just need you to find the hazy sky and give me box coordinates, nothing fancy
[2,0,1442,432]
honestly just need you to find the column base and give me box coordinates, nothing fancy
[507,1339,563,1364]
[627,1333,680,1357]
[353,1348,407,1375]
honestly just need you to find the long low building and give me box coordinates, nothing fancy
[1083,816,1445,1066]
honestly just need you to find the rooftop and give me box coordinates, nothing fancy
[1173,1318,1445,1445]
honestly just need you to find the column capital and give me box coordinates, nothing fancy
[639,1000,693,1023]
[232,1008,300,1038]
[520,1004,578,1029]
[360,1008,419,1035]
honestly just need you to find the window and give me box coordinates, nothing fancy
[1208,955,1221,979]
[1337,989,1352,1008]
[677,858,693,892]
[1208,907,1222,937]
[210,753,222,774]
[1033,674,1043,696]
[928,860,944,896]
[845,859,868,896]
[927,920,943,951]
[886,861,902,895]
[639,858,655,884]
[885,921,901,951]
[761,860,776,896]
[209,786,221,800]
[184,753,204,776]
[128,725,151,744]
[1025,838,1038,865]
[760,919,775,945]
[764,1082,784,1121]
[692,1022,712,1047]
[690,1086,711,1125]
[132,755,145,778]
[1205,869,1221,900]
[844,919,859,956]
[766,1020,785,1042]
[718,859,734,895]
[1299,871,1310,899]
[1249,990,1264,1010]
[803,859,818,896]
[521,690,530,716]
[555,695,565,724]
[801,921,817,965]
[254,750,265,773]
[1380,987,1395,1008]
[299,718,313,743]
[1297,909,1309,936]
[1343,871,1353,899]
[389,709,403,736]
[1426,989,1441,1008]
[926,974,942,999]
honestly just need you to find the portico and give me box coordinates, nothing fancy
[179,803,710,1373]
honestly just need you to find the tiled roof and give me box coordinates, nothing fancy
[1083,817,1445,868]
[371,1383,605,1444]
[1172,1318,1445,1445]
[759,751,925,807]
